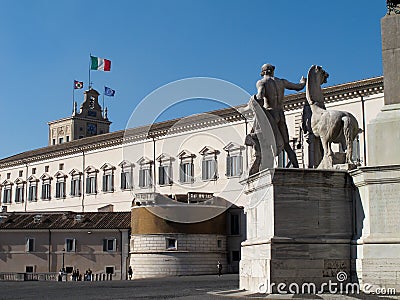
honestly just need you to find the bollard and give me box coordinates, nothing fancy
[102,273,106,281]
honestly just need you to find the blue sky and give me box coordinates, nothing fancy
[0,0,386,159]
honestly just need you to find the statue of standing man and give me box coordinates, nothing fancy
[251,64,306,168]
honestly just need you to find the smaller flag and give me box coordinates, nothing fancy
[104,86,115,97]
[91,55,111,71]
[74,80,84,89]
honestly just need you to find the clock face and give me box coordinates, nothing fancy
[87,123,97,135]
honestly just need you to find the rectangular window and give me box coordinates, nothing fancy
[66,136,70,142]
[86,175,97,194]
[28,183,37,201]
[59,137,63,144]
[70,177,81,197]
[105,266,114,274]
[103,238,117,252]
[19,170,23,177]
[120,170,132,190]
[102,173,114,192]
[158,165,171,185]
[41,181,51,200]
[59,163,64,170]
[217,239,222,248]
[230,214,240,235]
[45,166,49,172]
[166,238,177,250]
[32,168,36,175]
[15,185,24,203]
[202,158,217,180]
[25,266,34,273]
[65,238,76,252]
[6,173,10,179]
[52,139,56,145]
[226,154,243,177]
[139,168,152,188]
[55,180,66,199]
[26,238,35,252]
[179,162,194,183]
[3,187,12,204]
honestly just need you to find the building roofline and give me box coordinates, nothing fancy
[0,76,384,168]
[0,211,131,230]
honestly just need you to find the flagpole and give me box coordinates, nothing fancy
[102,92,105,118]
[88,53,91,89]
[72,81,75,114]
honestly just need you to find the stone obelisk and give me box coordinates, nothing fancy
[351,9,400,291]
[368,13,400,165]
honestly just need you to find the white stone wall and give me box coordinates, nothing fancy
[130,234,227,278]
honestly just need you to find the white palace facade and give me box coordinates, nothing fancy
[0,76,384,278]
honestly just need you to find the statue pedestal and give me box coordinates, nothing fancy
[351,166,400,291]
[239,169,353,293]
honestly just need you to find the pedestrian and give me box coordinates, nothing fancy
[76,269,81,281]
[87,268,92,281]
[217,261,222,277]
[128,266,133,280]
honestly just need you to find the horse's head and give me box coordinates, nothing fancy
[306,65,329,107]
[308,65,329,86]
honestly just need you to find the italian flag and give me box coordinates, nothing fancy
[90,55,111,71]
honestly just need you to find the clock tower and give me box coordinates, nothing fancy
[48,88,112,145]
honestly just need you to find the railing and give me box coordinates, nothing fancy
[0,272,58,281]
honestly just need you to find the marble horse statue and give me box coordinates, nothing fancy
[305,65,362,169]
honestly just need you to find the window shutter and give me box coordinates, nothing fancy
[226,155,231,177]
[102,174,106,192]
[238,155,243,175]
[70,180,74,196]
[94,176,97,193]
[158,166,164,185]
[111,173,114,191]
[121,172,125,189]
[202,159,206,180]
[103,239,107,251]
[86,177,90,194]
[139,169,143,187]
[179,163,184,182]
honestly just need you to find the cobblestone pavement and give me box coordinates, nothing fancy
[0,274,399,300]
